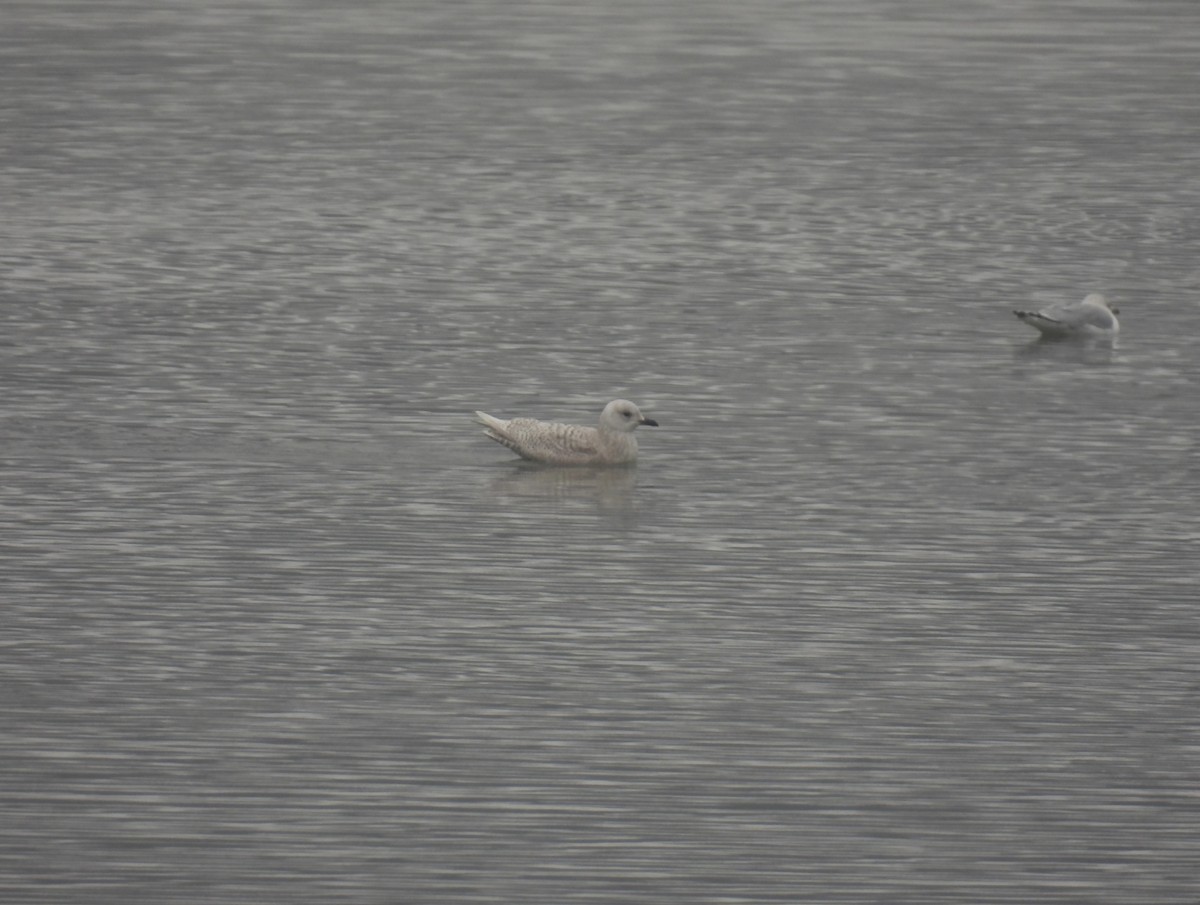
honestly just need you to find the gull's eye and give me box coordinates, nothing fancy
[622,410,632,418]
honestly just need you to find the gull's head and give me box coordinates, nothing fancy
[1086,293,1119,316]
[600,399,658,432]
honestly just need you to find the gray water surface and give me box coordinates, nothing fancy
[2,1,1199,902]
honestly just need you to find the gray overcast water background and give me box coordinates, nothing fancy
[2,1,1199,902]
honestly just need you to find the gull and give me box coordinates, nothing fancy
[1013,293,1120,340]
[473,399,658,466]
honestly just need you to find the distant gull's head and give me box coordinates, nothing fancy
[600,399,658,432]
[1085,293,1119,316]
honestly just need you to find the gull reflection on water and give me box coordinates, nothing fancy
[484,462,644,521]
[1014,335,1117,366]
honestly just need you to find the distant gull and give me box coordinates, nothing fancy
[473,399,658,466]
[1013,293,1120,340]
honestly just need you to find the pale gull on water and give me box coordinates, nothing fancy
[473,399,658,466]
[1013,293,1120,340]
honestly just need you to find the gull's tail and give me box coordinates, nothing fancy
[472,410,505,432]
[1013,309,1064,336]
[473,410,519,452]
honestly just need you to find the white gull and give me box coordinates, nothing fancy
[1013,293,1120,340]
[473,399,658,466]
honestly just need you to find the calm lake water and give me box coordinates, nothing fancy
[2,1,1198,902]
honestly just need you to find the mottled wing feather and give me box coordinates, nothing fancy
[498,419,600,464]
[481,427,523,455]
